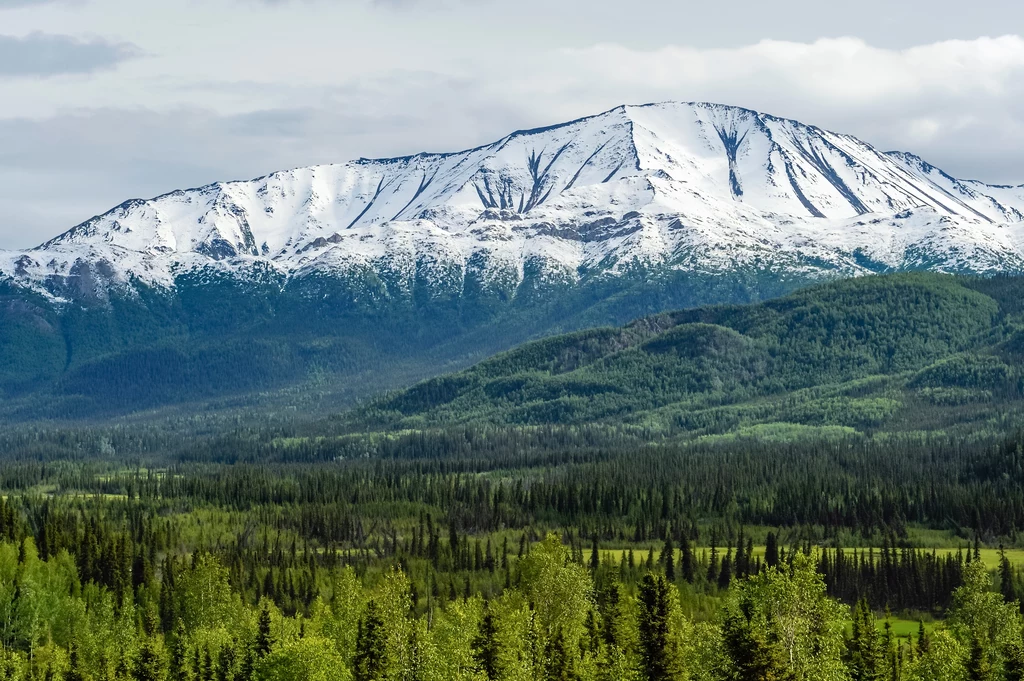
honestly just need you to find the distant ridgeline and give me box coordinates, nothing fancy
[333,273,1024,441]
[0,263,806,421]
[5,270,1024,434]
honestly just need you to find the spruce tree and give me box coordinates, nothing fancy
[1005,643,1024,681]
[680,534,695,584]
[134,637,169,681]
[968,632,992,681]
[255,607,273,659]
[847,599,885,681]
[1000,547,1018,604]
[65,640,92,681]
[170,620,189,681]
[638,573,674,681]
[545,629,573,681]
[473,602,500,679]
[354,601,387,681]
[216,641,236,681]
[718,549,733,590]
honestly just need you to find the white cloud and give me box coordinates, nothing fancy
[556,36,1024,102]
[518,36,1024,182]
[3,25,1024,247]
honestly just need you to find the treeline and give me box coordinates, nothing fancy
[1,478,1020,622]
[0,532,1022,681]
[9,427,1024,544]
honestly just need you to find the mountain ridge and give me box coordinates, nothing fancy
[6,100,1024,305]
[336,272,1024,440]
[3,101,1024,419]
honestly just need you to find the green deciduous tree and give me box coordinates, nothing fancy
[723,555,850,681]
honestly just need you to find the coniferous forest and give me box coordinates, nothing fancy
[6,274,1024,679]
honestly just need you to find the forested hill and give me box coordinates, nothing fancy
[342,273,1024,439]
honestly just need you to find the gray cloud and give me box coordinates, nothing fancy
[0,0,1023,249]
[0,32,140,77]
[0,0,70,6]
[0,70,528,248]
[3,39,1024,249]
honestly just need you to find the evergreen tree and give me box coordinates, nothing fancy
[544,630,574,681]
[354,601,387,681]
[680,534,695,584]
[134,637,169,681]
[968,632,992,681]
[216,642,236,681]
[718,549,733,590]
[65,640,92,681]
[202,649,215,681]
[1000,547,1018,604]
[723,556,850,680]
[1005,643,1024,681]
[473,602,500,679]
[255,607,273,659]
[917,620,929,656]
[638,573,675,681]
[847,599,886,681]
[170,620,189,681]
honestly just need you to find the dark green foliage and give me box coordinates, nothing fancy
[65,640,92,681]
[722,609,788,681]
[473,602,500,679]
[969,632,993,681]
[255,607,273,659]
[638,574,674,681]
[848,600,887,681]
[0,265,815,419]
[347,273,1021,434]
[134,637,168,681]
[765,533,779,570]
[353,601,386,681]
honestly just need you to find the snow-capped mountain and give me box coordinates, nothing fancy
[4,101,1024,303]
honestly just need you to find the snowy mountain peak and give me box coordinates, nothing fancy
[5,101,1024,302]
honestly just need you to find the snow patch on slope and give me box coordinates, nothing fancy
[3,101,1024,302]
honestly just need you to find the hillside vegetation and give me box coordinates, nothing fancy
[346,273,1024,439]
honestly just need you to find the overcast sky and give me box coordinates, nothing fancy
[1,0,1023,248]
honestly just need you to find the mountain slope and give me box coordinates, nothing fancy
[5,101,1024,301]
[340,273,1024,439]
[3,102,1024,419]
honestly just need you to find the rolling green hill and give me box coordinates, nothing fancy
[341,273,1024,440]
[0,266,809,421]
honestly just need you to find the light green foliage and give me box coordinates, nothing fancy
[946,561,1024,679]
[487,591,541,681]
[516,534,595,660]
[0,539,80,657]
[0,529,1022,681]
[134,635,169,681]
[257,635,349,681]
[679,621,727,681]
[364,568,415,681]
[413,597,482,681]
[178,553,236,632]
[723,555,851,681]
[905,630,967,681]
[309,567,366,666]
